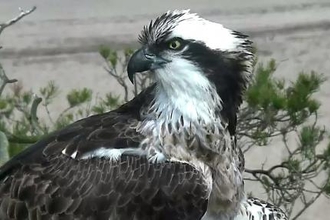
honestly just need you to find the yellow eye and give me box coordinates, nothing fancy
[168,40,181,50]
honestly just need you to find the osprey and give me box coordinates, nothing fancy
[0,10,286,220]
[235,197,288,220]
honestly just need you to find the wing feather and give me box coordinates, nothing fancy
[0,155,209,220]
[0,86,211,219]
[0,87,155,179]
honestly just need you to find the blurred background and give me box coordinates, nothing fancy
[1,0,330,219]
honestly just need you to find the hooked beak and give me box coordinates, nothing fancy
[127,47,169,83]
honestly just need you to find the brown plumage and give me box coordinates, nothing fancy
[0,155,209,220]
[0,9,255,220]
[0,88,210,220]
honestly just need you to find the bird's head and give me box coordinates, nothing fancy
[128,10,254,128]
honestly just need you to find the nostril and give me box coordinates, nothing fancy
[145,53,155,60]
[143,47,156,60]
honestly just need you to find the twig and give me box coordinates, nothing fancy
[104,66,130,102]
[291,190,323,220]
[44,104,55,125]
[56,106,75,121]
[0,131,9,166]
[6,133,39,144]
[0,6,37,36]
[29,94,43,135]
[0,64,18,95]
[0,7,37,96]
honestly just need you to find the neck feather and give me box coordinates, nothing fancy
[144,58,223,125]
[154,83,221,124]
[138,80,225,140]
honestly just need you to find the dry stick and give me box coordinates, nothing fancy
[30,94,43,135]
[0,131,9,166]
[0,6,37,164]
[0,6,37,95]
[291,190,323,220]
[0,6,36,35]
[0,64,18,95]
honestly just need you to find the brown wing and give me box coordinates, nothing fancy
[0,86,209,220]
[0,86,154,179]
[0,155,209,220]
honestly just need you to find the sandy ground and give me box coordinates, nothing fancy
[1,0,330,219]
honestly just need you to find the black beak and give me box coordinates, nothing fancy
[127,47,169,83]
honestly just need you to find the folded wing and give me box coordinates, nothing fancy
[0,88,210,220]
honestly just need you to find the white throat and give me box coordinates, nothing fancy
[151,58,222,125]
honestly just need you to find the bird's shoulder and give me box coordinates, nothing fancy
[0,86,155,179]
[0,85,211,220]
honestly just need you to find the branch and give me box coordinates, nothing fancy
[6,133,39,144]
[0,131,9,166]
[0,63,17,95]
[291,189,323,220]
[0,7,37,96]
[104,66,130,102]
[0,6,37,36]
[29,94,43,135]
